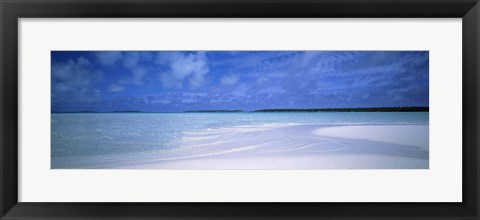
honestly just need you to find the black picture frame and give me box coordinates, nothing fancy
[1,0,479,219]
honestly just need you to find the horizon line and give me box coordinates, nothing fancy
[51,106,429,113]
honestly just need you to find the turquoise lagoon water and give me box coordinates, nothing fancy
[51,112,428,168]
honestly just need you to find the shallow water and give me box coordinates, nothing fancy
[51,112,428,169]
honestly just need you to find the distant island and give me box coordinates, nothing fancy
[185,107,428,112]
[254,107,428,112]
[184,110,244,113]
[51,110,98,113]
[51,110,144,113]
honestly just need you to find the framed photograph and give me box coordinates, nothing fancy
[1,0,479,219]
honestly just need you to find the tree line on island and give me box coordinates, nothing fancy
[187,106,428,113]
[252,106,428,112]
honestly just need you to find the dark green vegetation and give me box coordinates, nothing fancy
[52,110,143,113]
[254,107,428,112]
[184,110,244,113]
[51,110,98,113]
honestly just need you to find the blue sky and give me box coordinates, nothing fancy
[51,51,429,112]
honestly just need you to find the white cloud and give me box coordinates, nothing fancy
[258,86,285,98]
[123,52,150,85]
[123,52,140,68]
[220,74,240,86]
[51,57,103,102]
[209,98,222,103]
[95,51,123,66]
[181,98,197,104]
[150,99,171,105]
[106,52,150,90]
[142,96,172,105]
[108,84,124,92]
[259,86,285,94]
[130,68,147,85]
[159,52,209,88]
[231,84,250,97]
[52,57,91,81]
[183,92,207,98]
[256,77,268,85]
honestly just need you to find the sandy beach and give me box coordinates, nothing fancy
[110,124,429,169]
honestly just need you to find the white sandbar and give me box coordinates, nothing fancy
[111,124,429,169]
